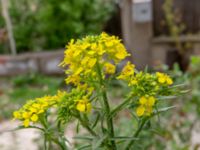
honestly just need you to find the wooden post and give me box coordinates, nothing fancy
[1,0,17,55]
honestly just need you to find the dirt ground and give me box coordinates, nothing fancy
[0,120,75,150]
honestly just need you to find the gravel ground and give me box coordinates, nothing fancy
[0,120,75,150]
[1,120,200,150]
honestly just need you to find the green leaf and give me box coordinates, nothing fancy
[170,83,188,88]
[92,112,100,129]
[4,125,45,133]
[77,144,91,150]
[109,136,138,141]
[109,98,131,119]
[153,106,176,116]
[92,135,107,150]
[76,120,80,133]
[157,95,177,100]
[73,136,93,141]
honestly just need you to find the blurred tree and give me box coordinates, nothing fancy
[1,0,16,55]
[0,0,115,53]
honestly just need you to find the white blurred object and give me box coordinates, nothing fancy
[132,0,152,23]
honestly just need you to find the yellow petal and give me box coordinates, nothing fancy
[166,77,173,85]
[23,119,30,127]
[31,114,38,122]
[88,58,97,68]
[136,106,145,117]
[139,97,147,105]
[158,77,166,83]
[147,96,156,106]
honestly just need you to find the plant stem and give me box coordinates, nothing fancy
[125,118,147,150]
[77,113,97,136]
[102,88,117,150]
[96,62,117,150]
[109,97,132,119]
[57,121,68,150]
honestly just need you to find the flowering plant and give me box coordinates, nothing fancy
[13,33,177,150]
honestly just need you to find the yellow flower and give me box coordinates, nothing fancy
[104,63,116,74]
[23,119,30,127]
[22,112,31,119]
[60,33,130,86]
[136,96,156,117]
[88,58,97,68]
[158,77,166,83]
[139,97,147,105]
[115,50,128,60]
[13,94,61,127]
[13,111,21,119]
[129,79,138,86]
[147,96,156,106]
[117,61,135,80]
[136,106,145,116]
[166,77,173,85]
[156,72,173,85]
[76,100,92,113]
[65,75,80,85]
[31,114,39,122]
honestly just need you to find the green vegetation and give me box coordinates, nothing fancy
[0,0,115,53]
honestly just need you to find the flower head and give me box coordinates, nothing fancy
[60,33,130,86]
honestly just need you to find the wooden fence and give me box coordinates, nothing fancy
[153,0,200,37]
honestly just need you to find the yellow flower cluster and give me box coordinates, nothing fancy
[117,62,174,117]
[136,96,156,117]
[156,72,173,85]
[13,95,59,127]
[60,33,130,86]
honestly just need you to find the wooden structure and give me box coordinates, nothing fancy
[120,0,200,69]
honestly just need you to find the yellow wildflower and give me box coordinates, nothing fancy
[156,72,173,85]
[76,99,92,113]
[13,111,21,119]
[136,96,156,117]
[60,33,130,86]
[136,106,145,117]
[23,119,30,127]
[117,61,135,80]
[104,63,116,74]
[31,114,39,122]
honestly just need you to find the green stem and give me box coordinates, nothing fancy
[51,138,67,150]
[96,62,117,150]
[125,118,147,150]
[102,89,117,150]
[77,113,97,136]
[109,97,132,119]
[57,121,68,150]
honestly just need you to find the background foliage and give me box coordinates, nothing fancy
[0,0,115,53]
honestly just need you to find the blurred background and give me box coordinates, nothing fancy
[1,0,200,149]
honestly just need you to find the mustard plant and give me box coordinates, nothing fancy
[13,33,178,150]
